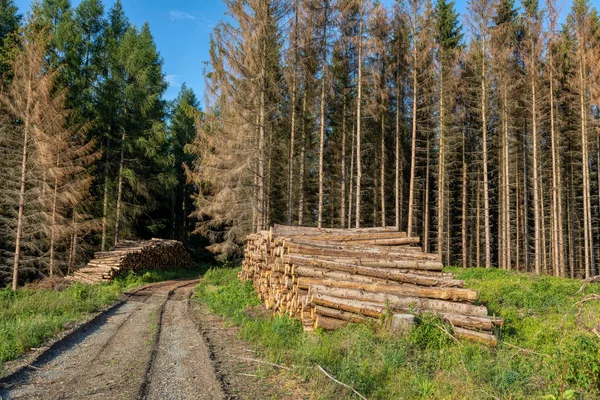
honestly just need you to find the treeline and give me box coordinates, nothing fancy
[196,0,600,278]
[0,0,199,289]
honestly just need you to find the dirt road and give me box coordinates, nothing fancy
[0,280,227,400]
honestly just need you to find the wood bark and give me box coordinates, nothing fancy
[355,0,363,228]
[114,131,125,244]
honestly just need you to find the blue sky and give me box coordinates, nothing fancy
[14,0,228,104]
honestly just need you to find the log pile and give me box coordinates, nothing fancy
[239,225,502,346]
[70,239,195,284]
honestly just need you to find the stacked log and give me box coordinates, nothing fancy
[70,239,195,284]
[239,225,502,346]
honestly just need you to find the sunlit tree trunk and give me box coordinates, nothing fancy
[355,0,363,228]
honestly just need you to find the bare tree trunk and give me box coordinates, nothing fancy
[170,160,176,240]
[424,133,430,252]
[101,139,110,251]
[395,81,401,230]
[114,131,125,245]
[288,0,299,226]
[68,212,77,275]
[407,51,417,237]
[532,68,541,275]
[476,179,481,267]
[49,161,59,276]
[258,53,266,231]
[348,111,355,228]
[481,37,491,268]
[579,57,591,279]
[549,66,560,275]
[502,86,511,270]
[569,164,575,278]
[380,112,386,227]
[318,61,326,228]
[437,73,445,261]
[515,159,520,270]
[266,123,273,227]
[541,171,548,274]
[524,134,529,271]
[355,0,363,228]
[12,95,31,290]
[341,92,347,228]
[462,133,467,268]
[298,90,307,225]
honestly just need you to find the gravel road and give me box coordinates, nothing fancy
[0,280,227,400]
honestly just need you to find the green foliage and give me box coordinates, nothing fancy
[195,266,600,399]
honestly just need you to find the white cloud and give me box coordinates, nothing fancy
[169,11,196,21]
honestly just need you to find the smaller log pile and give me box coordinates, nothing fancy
[71,239,195,284]
[239,225,503,346]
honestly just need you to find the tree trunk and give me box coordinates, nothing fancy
[258,52,266,231]
[424,133,430,253]
[395,79,401,230]
[101,139,110,251]
[380,111,386,227]
[355,0,363,228]
[318,46,327,228]
[476,179,481,267]
[288,0,299,226]
[532,66,541,275]
[68,211,77,275]
[114,131,125,244]
[462,134,467,268]
[12,93,31,290]
[348,110,355,228]
[49,156,59,276]
[437,73,445,262]
[341,92,346,228]
[481,38,491,268]
[515,159,520,270]
[549,65,561,275]
[407,49,417,237]
[299,90,307,226]
[579,55,591,279]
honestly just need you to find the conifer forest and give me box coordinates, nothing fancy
[2,0,600,290]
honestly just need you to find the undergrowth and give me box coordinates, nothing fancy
[194,266,600,399]
[0,267,203,371]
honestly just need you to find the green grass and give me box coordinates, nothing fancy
[194,266,600,399]
[0,267,204,371]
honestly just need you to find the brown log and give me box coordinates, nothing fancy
[453,327,498,346]
[314,315,348,330]
[303,280,478,302]
[314,305,373,323]
[286,256,462,287]
[309,285,488,317]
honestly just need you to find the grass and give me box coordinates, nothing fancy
[194,266,600,399]
[0,267,203,372]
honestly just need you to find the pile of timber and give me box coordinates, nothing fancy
[71,239,195,284]
[239,225,503,346]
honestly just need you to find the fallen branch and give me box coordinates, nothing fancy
[235,355,291,371]
[434,323,462,347]
[573,294,600,340]
[317,365,367,400]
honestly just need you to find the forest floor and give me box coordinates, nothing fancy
[0,276,309,399]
